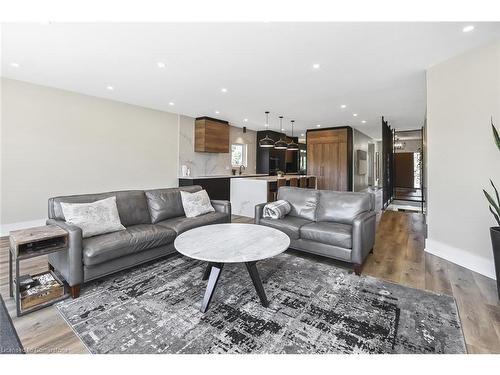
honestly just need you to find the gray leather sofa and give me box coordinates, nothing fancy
[255,187,376,274]
[47,185,230,298]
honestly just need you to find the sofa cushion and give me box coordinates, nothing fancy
[157,211,228,234]
[180,190,215,218]
[300,222,352,249]
[145,186,202,224]
[316,191,372,224]
[60,196,126,238]
[83,224,176,266]
[49,190,151,227]
[277,187,319,221]
[259,216,312,240]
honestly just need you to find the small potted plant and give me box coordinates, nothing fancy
[276,170,285,178]
[483,118,500,299]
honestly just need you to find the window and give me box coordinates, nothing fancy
[231,143,247,167]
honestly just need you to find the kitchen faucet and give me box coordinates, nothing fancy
[239,165,246,175]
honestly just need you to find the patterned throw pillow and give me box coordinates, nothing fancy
[60,196,126,238]
[180,190,215,218]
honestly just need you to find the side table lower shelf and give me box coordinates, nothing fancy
[11,270,70,317]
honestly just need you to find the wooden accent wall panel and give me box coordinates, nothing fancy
[195,117,230,153]
[307,128,350,191]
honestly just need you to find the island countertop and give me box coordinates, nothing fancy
[178,174,268,180]
[246,174,315,182]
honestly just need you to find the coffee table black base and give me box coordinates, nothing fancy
[200,261,268,313]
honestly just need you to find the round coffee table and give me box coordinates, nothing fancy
[174,223,290,312]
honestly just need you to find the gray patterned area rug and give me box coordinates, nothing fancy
[56,253,466,354]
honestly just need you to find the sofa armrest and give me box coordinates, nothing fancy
[254,203,267,224]
[351,211,376,265]
[46,219,84,287]
[211,200,231,217]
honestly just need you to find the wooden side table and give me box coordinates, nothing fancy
[9,225,70,317]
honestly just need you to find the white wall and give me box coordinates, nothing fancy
[426,41,500,279]
[1,78,180,234]
[352,128,373,192]
[178,115,257,177]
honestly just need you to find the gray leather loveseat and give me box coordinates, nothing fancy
[47,185,230,298]
[255,187,376,274]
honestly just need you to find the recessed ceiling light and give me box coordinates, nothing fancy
[106,85,114,91]
[243,118,248,122]
[301,133,305,137]
[340,104,347,109]
[353,113,358,117]
[361,120,367,124]
[221,88,228,93]
[9,62,20,68]
[168,102,175,106]
[214,110,220,114]
[157,61,166,68]
[281,128,285,131]
[462,25,475,33]
[312,63,320,69]
[316,124,322,127]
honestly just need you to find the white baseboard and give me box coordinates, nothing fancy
[425,238,497,280]
[0,219,46,237]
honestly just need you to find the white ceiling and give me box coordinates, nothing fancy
[2,22,500,139]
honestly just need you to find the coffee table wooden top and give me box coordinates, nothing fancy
[174,223,290,263]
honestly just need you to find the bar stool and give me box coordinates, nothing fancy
[289,177,298,187]
[274,178,287,201]
[307,176,317,189]
[299,176,308,188]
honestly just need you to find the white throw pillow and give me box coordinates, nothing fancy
[60,196,126,238]
[180,190,215,218]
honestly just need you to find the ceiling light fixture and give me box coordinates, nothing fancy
[259,111,274,148]
[169,102,175,106]
[312,63,320,69]
[287,120,299,151]
[316,124,321,127]
[214,110,220,114]
[243,118,248,122]
[157,62,166,68]
[274,116,288,149]
[340,104,347,109]
[361,120,366,123]
[10,62,20,68]
[353,113,358,117]
[301,133,305,137]
[221,88,228,93]
[463,25,475,33]
[106,85,114,91]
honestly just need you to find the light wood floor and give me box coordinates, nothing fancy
[1,211,499,353]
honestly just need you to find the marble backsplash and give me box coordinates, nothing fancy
[178,115,257,177]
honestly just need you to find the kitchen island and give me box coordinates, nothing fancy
[178,174,267,200]
[231,175,317,218]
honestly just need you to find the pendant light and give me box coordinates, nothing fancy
[287,120,299,150]
[259,111,274,148]
[274,116,288,149]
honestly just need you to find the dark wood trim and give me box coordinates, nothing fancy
[305,125,352,133]
[195,116,229,124]
[347,126,353,191]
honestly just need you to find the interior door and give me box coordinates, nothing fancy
[394,152,414,188]
[323,142,340,190]
[308,143,323,189]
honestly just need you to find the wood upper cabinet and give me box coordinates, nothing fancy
[195,117,230,153]
[307,127,351,191]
